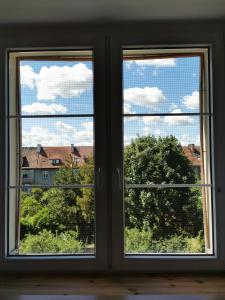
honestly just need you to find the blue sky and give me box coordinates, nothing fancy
[123,56,201,146]
[19,56,201,147]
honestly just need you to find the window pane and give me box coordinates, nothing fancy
[19,54,93,116]
[124,116,209,184]
[9,117,94,187]
[124,187,212,255]
[9,187,95,255]
[123,52,203,114]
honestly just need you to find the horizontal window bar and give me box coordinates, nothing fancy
[123,113,212,117]
[125,184,212,188]
[9,184,94,189]
[124,253,213,258]
[7,114,94,119]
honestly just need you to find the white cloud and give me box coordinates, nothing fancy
[22,103,67,114]
[124,87,166,107]
[143,127,162,137]
[22,121,93,147]
[124,103,136,114]
[132,58,176,67]
[124,134,137,145]
[20,63,93,101]
[164,109,194,125]
[20,65,37,88]
[55,121,75,135]
[182,91,199,110]
[22,126,68,147]
[180,134,200,146]
[169,102,178,111]
[81,121,93,131]
[142,116,161,125]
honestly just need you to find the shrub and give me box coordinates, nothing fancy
[125,227,153,253]
[186,233,205,253]
[19,230,84,254]
[125,228,205,254]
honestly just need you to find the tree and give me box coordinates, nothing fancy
[53,154,81,185]
[20,154,95,244]
[124,135,203,238]
[77,155,94,223]
[54,154,95,242]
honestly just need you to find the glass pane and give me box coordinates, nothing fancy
[19,54,93,116]
[123,53,202,114]
[16,117,94,186]
[124,116,207,184]
[124,187,211,255]
[9,187,95,255]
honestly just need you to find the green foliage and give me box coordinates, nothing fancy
[77,155,94,223]
[125,227,153,253]
[20,155,95,244]
[186,232,205,253]
[19,230,83,254]
[53,154,81,185]
[125,228,205,254]
[20,136,205,254]
[124,135,203,238]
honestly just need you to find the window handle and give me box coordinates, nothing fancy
[116,167,122,190]
[97,167,102,189]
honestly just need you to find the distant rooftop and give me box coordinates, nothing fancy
[22,144,201,169]
[22,145,93,169]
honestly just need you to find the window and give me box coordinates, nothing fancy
[8,50,97,256]
[122,48,212,255]
[3,31,225,272]
[22,174,28,179]
[42,171,49,179]
[51,159,60,165]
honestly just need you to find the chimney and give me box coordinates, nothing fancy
[188,144,195,152]
[71,144,75,153]
[36,144,42,154]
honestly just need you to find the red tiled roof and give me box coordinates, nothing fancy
[182,145,201,166]
[22,144,201,169]
[22,146,93,169]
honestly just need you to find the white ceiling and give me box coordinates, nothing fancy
[0,0,225,24]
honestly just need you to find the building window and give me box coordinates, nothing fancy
[42,171,49,179]
[22,173,28,179]
[51,159,60,165]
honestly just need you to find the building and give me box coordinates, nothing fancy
[182,144,201,178]
[22,144,93,185]
[22,143,201,186]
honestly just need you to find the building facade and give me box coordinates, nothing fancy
[22,144,93,186]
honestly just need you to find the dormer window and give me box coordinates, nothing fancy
[51,159,60,165]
